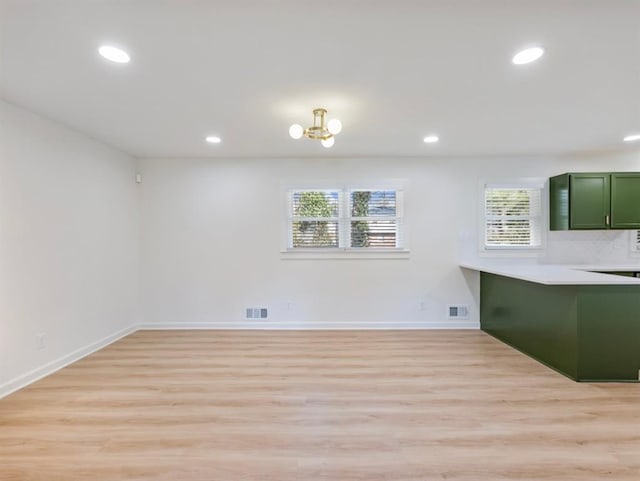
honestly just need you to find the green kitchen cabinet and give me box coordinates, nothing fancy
[611,173,640,228]
[550,172,640,230]
[480,272,640,382]
[570,173,610,229]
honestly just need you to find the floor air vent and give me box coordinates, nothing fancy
[246,307,268,320]
[447,305,469,320]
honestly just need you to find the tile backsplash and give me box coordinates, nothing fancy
[544,230,638,264]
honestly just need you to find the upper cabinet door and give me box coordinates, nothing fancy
[611,173,640,229]
[569,174,610,229]
[549,173,569,230]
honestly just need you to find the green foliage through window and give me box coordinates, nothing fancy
[291,191,338,248]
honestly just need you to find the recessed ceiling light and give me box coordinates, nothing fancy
[423,135,439,144]
[98,45,130,63]
[512,46,544,65]
[205,135,222,144]
[623,133,640,142]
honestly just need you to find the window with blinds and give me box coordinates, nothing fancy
[484,186,542,248]
[635,231,640,251]
[349,190,399,248]
[288,188,403,250]
[290,190,340,248]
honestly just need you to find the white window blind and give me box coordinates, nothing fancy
[635,231,640,251]
[484,186,542,248]
[288,188,403,250]
[290,190,340,248]
[349,190,400,248]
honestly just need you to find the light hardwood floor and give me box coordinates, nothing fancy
[1,330,639,480]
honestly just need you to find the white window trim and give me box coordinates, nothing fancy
[281,182,409,259]
[478,178,547,257]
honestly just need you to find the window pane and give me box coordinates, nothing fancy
[486,220,534,246]
[484,186,542,248]
[485,188,540,216]
[292,191,339,218]
[350,190,396,217]
[292,221,339,248]
[351,220,397,248]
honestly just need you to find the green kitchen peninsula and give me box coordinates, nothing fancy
[462,262,640,382]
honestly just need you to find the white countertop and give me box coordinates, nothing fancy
[460,261,640,285]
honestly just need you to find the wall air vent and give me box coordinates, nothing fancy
[447,305,469,320]
[246,307,268,320]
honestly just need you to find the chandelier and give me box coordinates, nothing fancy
[289,108,342,148]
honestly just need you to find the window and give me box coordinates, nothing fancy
[287,188,403,251]
[349,190,399,248]
[484,185,542,249]
[634,231,640,251]
[290,190,340,248]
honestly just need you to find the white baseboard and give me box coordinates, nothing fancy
[139,320,480,330]
[0,325,137,400]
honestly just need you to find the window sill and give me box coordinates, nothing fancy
[281,248,410,260]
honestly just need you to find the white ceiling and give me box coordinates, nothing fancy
[1,0,639,158]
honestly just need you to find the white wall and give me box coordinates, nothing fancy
[137,151,640,330]
[0,100,139,395]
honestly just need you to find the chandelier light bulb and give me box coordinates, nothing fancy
[289,124,304,139]
[327,118,342,135]
[321,136,335,148]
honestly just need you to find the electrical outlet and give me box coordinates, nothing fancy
[37,332,46,350]
[419,301,426,311]
[287,301,294,311]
